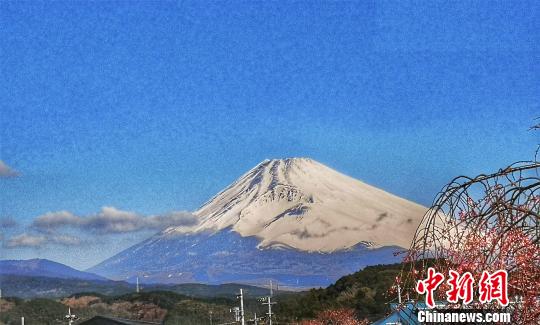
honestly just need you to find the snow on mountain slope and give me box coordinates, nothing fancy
[168,158,427,251]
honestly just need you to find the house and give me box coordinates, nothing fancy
[372,301,447,325]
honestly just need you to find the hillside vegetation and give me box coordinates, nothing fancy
[0,262,414,324]
[275,262,405,322]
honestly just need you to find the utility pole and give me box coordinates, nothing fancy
[262,296,276,325]
[21,317,24,325]
[209,310,213,325]
[65,307,78,325]
[237,289,245,325]
[266,280,277,325]
[231,307,241,322]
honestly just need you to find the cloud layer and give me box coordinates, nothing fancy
[3,207,198,249]
[5,234,45,248]
[4,233,82,248]
[32,207,198,234]
[0,160,20,178]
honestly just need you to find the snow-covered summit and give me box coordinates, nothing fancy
[167,158,427,251]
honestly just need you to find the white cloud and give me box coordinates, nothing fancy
[86,206,143,233]
[4,233,82,248]
[32,207,198,234]
[0,160,19,178]
[51,234,82,246]
[5,233,46,248]
[11,207,198,249]
[32,211,81,232]
[141,210,199,230]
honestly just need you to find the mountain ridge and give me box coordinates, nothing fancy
[88,158,425,286]
[170,158,426,251]
[88,229,402,286]
[0,258,107,281]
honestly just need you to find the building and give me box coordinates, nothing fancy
[372,302,447,325]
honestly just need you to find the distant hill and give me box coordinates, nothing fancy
[167,282,275,299]
[275,262,407,321]
[0,262,416,324]
[0,274,132,298]
[0,273,277,300]
[0,259,107,281]
[0,289,280,325]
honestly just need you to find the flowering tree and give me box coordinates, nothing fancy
[299,308,369,325]
[398,161,540,324]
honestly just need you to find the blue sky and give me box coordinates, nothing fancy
[1,1,538,269]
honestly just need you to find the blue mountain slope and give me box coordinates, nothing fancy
[0,258,107,281]
[88,230,402,288]
[89,159,420,288]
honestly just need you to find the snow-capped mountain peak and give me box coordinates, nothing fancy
[90,158,427,286]
[168,158,427,251]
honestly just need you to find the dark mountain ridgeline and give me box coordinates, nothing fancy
[0,259,106,281]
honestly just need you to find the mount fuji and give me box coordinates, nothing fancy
[89,158,427,287]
